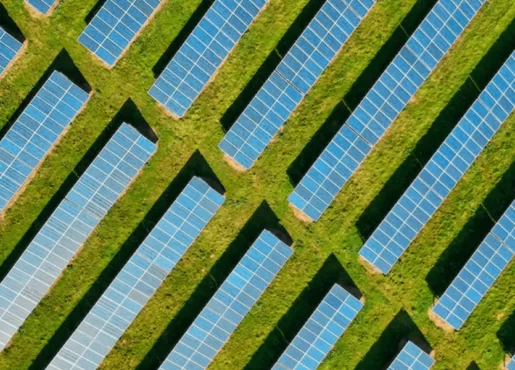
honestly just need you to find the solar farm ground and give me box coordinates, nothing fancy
[0,0,514,369]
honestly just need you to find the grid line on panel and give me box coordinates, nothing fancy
[288,0,487,222]
[359,52,515,274]
[272,284,363,370]
[78,0,164,67]
[0,71,90,214]
[387,341,434,370]
[0,26,23,76]
[218,0,375,170]
[431,201,515,330]
[47,177,224,370]
[159,230,293,370]
[149,0,269,118]
[25,0,56,15]
[0,123,156,352]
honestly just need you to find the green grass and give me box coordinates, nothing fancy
[0,0,514,369]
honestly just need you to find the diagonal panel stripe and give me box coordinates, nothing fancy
[289,0,487,222]
[46,177,224,370]
[272,284,363,370]
[218,0,375,170]
[0,123,156,352]
[78,0,165,67]
[149,0,269,118]
[159,230,293,370]
[359,51,515,274]
[0,72,90,214]
[387,341,434,370]
[431,200,515,329]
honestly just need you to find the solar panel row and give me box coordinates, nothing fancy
[431,200,515,330]
[272,284,363,370]
[387,341,434,370]
[0,123,156,351]
[159,230,292,370]
[359,51,515,274]
[288,0,486,222]
[26,0,57,15]
[0,26,23,77]
[0,71,90,214]
[47,177,224,370]
[149,0,269,118]
[218,0,375,170]
[78,0,164,67]
[507,356,515,370]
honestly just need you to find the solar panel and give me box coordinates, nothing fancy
[0,26,23,77]
[359,51,515,274]
[148,0,269,118]
[0,71,90,215]
[387,341,434,370]
[46,177,224,370]
[78,0,165,67]
[0,123,156,352]
[507,356,515,370]
[431,200,515,330]
[288,0,486,222]
[272,284,363,370]
[159,230,293,370]
[218,0,375,170]
[25,0,57,15]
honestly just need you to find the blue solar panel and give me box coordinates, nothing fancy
[218,0,375,170]
[288,0,486,221]
[159,230,293,370]
[431,201,515,330]
[46,177,224,370]
[148,0,269,118]
[0,71,90,215]
[0,123,156,352]
[272,284,363,370]
[387,341,434,370]
[507,356,515,370]
[359,51,515,274]
[25,0,57,15]
[78,0,165,67]
[0,26,23,77]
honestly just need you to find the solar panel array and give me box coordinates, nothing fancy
[0,26,23,77]
[507,356,515,370]
[148,0,269,118]
[0,123,156,351]
[0,71,90,214]
[359,51,515,274]
[272,284,363,370]
[78,0,164,67]
[159,230,293,370]
[47,177,224,370]
[25,0,57,15]
[387,341,435,370]
[431,200,515,330]
[218,0,375,170]
[288,0,486,222]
